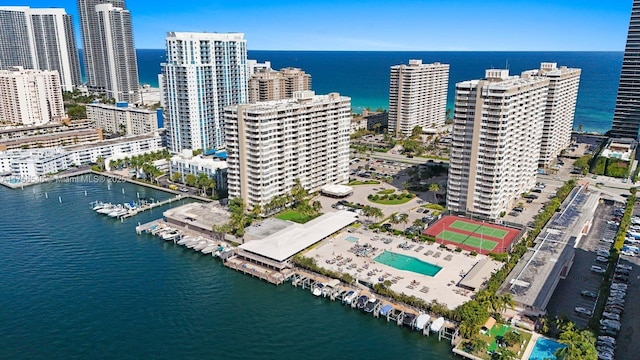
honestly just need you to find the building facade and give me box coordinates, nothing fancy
[526,63,581,167]
[611,0,640,139]
[0,6,81,91]
[0,128,102,151]
[388,60,449,136]
[0,67,65,126]
[248,67,311,103]
[169,150,228,192]
[161,32,248,152]
[225,91,351,209]
[447,70,549,219]
[86,102,159,135]
[77,0,139,103]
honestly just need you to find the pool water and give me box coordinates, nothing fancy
[529,337,564,360]
[344,236,359,242]
[374,251,442,276]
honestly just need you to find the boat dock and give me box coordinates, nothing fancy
[120,195,184,219]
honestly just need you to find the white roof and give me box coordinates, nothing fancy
[415,314,431,330]
[321,184,353,196]
[239,211,358,262]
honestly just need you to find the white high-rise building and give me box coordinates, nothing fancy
[77,0,139,103]
[161,32,248,152]
[447,70,549,219]
[523,63,581,167]
[225,91,351,209]
[388,60,449,136]
[0,66,65,126]
[0,6,81,91]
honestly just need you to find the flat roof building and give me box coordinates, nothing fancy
[225,91,351,210]
[388,60,449,136]
[0,6,81,91]
[248,67,311,103]
[86,102,159,136]
[0,66,65,126]
[447,69,549,219]
[161,32,248,151]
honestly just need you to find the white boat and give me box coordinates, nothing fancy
[430,317,445,332]
[96,204,115,214]
[161,231,181,241]
[201,244,217,254]
[187,239,204,249]
[108,208,128,217]
[194,241,211,251]
[312,283,324,297]
[177,236,193,246]
[343,291,359,304]
[152,227,169,236]
[415,314,431,330]
[91,202,105,210]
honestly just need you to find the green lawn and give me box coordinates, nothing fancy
[458,324,532,360]
[348,180,380,185]
[275,210,320,224]
[369,197,413,205]
[377,189,395,195]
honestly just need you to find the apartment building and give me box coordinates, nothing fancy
[0,128,102,151]
[169,150,228,193]
[0,6,81,91]
[161,32,248,151]
[86,102,159,135]
[447,69,549,219]
[0,66,65,126]
[225,91,351,209]
[525,63,581,167]
[388,60,449,136]
[248,67,311,103]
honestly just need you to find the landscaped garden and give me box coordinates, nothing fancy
[367,191,416,205]
[458,322,532,360]
[348,179,380,185]
[275,209,320,224]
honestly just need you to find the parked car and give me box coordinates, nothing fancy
[616,264,633,271]
[596,256,609,263]
[581,290,598,298]
[591,265,606,274]
[575,307,593,316]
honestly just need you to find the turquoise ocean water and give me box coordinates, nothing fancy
[133,50,622,134]
[0,179,455,359]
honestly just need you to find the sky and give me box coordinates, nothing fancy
[12,0,634,51]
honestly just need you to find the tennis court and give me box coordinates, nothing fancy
[423,215,520,254]
[450,220,509,239]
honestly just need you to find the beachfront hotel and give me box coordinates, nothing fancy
[77,0,140,103]
[86,102,159,136]
[161,32,249,152]
[0,67,66,126]
[525,63,581,167]
[447,69,549,219]
[611,0,640,139]
[388,60,449,136]
[248,67,311,103]
[0,6,81,91]
[225,91,351,209]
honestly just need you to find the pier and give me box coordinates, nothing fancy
[120,195,184,219]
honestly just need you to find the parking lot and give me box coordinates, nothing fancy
[547,202,614,327]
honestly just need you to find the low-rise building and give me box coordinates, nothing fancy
[0,128,103,151]
[169,150,228,193]
[86,102,159,136]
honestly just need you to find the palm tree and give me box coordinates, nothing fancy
[397,213,409,229]
[251,204,262,218]
[311,200,322,213]
[368,206,384,223]
[429,183,440,203]
[197,173,211,196]
[413,218,424,229]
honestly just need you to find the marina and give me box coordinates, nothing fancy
[91,195,184,219]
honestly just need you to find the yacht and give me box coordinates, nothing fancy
[161,230,181,241]
[201,244,217,254]
[343,291,358,305]
[96,203,115,214]
[177,236,193,246]
[194,241,210,251]
[356,295,369,309]
[312,283,324,296]
[364,298,379,313]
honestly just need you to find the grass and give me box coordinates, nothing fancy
[377,189,395,195]
[423,203,446,211]
[348,180,380,185]
[458,325,532,360]
[275,209,320,224]
[369,197,413,205]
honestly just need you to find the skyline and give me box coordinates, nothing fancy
[13,0,633,51]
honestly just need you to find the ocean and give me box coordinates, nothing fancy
[0,180,455,359]
[133,49,622,134]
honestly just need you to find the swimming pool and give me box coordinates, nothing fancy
[528,337,564,360]
[374,251,442,277]
[344,236,359,242]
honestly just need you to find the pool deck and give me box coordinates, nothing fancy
[304,228,499,309]
[521,332,542,360]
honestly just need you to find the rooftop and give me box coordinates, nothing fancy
[500,186,600,312]
[239,211,358,263]
[162,202,229,232]
[64,133,159,152]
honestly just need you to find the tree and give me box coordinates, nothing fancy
[171,172,183,183]
[397,213,409,229]
[413,218,424,228]
[185,174,197,187]
[368,206,384,222]
[502,330,522,347]
[411,125,422,139]
[197,172,212,196]
[429,183,440,203]
[373,122,382,134]
[251,204,262,218]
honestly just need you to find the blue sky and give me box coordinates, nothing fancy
[14,0,633,50]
